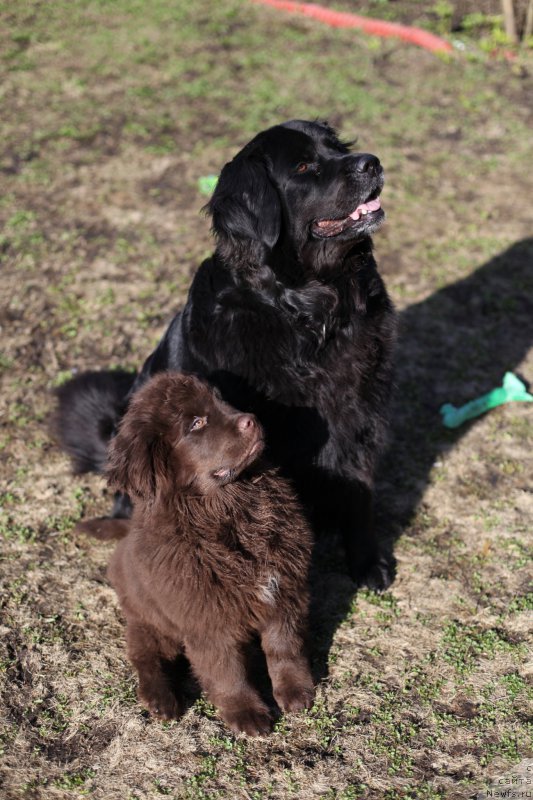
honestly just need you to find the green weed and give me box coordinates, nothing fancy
[185,754,220,799]
[53,768,95,792]
[440,621,520,675]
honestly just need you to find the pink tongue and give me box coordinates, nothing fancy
[349,197,381,220]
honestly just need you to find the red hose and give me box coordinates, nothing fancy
[252,0,454,54]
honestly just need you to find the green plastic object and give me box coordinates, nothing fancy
[198,175,218,196]
[440,372,533,429]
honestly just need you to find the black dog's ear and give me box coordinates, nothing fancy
[106,419,171,501]
[207,151,281,265]
[316,119,355,152]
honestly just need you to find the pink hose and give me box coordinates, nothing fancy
[252,0,454,54]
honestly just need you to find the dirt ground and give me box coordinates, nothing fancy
[1,1,532,799]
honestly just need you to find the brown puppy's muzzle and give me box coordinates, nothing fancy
[236,413,256,433]
[235,413,265,461]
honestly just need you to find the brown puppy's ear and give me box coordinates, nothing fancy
[106,419,171,500]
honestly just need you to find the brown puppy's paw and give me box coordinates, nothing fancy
[138,684,183,721]
[223,706,272,736]
[275,685,315,713]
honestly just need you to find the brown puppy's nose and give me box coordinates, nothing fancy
[237,414,256,433]
[354,154,381,174]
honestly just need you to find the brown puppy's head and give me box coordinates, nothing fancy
[107,372,264,499]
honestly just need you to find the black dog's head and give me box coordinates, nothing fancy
[107,373,264,499]
[208,119,385,270]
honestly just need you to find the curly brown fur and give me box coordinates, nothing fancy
[79,372,314,736]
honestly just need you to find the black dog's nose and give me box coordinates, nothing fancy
[354,154,381,174]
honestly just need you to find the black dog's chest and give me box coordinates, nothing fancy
[191,257,390,399]
[209,305,372,402]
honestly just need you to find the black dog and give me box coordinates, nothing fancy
[55,120,397,589]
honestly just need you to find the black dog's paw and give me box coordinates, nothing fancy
[75,517,130,541]
[351,552,396,592]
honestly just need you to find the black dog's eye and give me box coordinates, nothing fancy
[295,162,320,176]
[190,416,207,432]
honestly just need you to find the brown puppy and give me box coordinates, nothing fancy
[80,372,315,735]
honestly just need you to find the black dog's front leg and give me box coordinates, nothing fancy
[310,472,395,590]
[342,479,395,591]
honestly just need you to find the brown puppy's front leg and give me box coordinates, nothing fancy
[261,622,315,713]
[185,638,272,736]
[126,620,184,721]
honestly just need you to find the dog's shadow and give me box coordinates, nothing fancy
[310,236,533,682]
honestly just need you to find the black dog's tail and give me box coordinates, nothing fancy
[52,370,136,474]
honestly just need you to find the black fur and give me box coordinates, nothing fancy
[53,370,135,474]
[55,120,397,588]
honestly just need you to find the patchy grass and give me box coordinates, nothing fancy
[1,1,532,798]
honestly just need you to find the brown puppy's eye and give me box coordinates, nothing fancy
[296,163,309,173]
[190,416,207,432]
